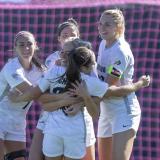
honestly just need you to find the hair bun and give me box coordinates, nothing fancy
[67,18,78,27]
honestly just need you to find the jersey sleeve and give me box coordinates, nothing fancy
[38,71,50,93]
[0,68,10,99]
[45,55,53,68]
[107,49,128,79]
[3,62,32,88]
[45,51,59,68]
[84,75,108,98]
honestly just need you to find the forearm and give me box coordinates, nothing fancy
[41,97,82,112]
[13,86,42,102]
[103,81,143,99]
[83,96,100,119]
[38,93,65,103]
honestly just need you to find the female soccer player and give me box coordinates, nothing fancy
[9,38,150,160]
[97,9,144,160]
[29,19,97,160]
[0,31,45,160]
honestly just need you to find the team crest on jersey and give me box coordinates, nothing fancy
[114,60,121,65]
[46,60,51,66]
[12,73,20,80]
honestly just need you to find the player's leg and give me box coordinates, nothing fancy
[97,113,112,160]
[4,140,26,160]
[0,139,5,160]
[45,156,63,160]
[64,157,81,160]
[112,129,135,160]
[111,113,141,160]
[97,137,112,160]
[82,145,95,160]
[29,128,44,160]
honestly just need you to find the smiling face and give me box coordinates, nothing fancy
[98,10,125,46]
[58,25,79,47]
[98,14,118,44]
[14,34,37,62]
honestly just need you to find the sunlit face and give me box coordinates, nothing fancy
[58,26,79,47]
[15,35,36,61]
[60,41,74,60]
[98,14,118,43]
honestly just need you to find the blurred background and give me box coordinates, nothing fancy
[0,0,160,159]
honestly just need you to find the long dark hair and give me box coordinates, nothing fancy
[57,18,80,37]
[64,46,95,90]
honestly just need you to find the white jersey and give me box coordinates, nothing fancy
[97,37,140,116]
[0,57,43,124]
[38,65,108,136]
[46,50,98,76]
[45,51,60,68]
[38,51,61,127]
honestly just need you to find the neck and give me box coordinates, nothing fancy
[105,37,118,48]
[18,57,32,71]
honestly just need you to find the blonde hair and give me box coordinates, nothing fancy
[102,9,125,37]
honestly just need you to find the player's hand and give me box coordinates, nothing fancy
[138,75,151,87]
[69,80,89,98]
[61,92,72,99]
[64,104,82,116]
[8,88,22,102]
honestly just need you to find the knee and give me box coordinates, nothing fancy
[4,149,26,160]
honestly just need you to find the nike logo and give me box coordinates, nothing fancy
[123,124,130,127]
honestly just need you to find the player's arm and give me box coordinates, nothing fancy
[8,84,42,102]
[9,69,53,103]
[103,75,150,99]
[69,81,100,119]
[40,95,82,112]
[37,91,77,103]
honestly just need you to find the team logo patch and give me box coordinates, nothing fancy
[46,60,51,66]
[114,60,121,65]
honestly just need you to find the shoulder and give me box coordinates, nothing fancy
[116,37,132,57]
[81,73,101,83]
[3,57,21,72]
[81,73,108,97]
[45,51,60,62]
[45,51,60,68]
[45,65,65,79]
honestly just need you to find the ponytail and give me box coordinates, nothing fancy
[64,49,81,91]
[32,55,46,72]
